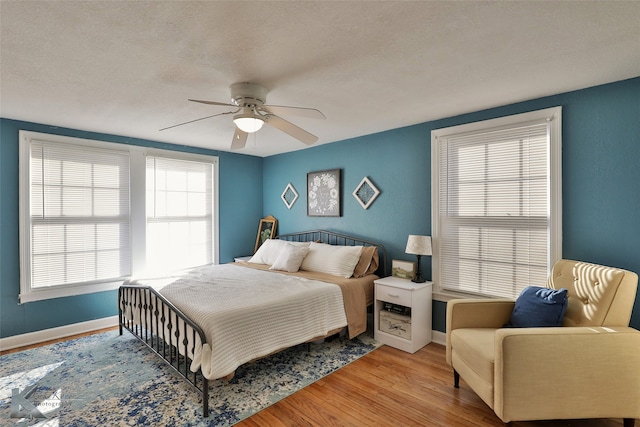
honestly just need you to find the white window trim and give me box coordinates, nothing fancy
[431,107,562,300]
[18,130,219,303]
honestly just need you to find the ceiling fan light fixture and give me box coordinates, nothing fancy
[233,112,264,133]
[164,83,323,149]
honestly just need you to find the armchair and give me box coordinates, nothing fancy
[446,259,640,425]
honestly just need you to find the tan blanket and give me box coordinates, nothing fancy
[235,261,377,338]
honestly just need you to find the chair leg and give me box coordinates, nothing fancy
[623,418,634,427]
[454,370,460,388]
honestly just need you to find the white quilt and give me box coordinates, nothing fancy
[124,263,347,380]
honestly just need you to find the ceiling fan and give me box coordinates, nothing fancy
[160,82,325,149]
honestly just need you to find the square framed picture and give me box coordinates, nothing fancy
[307,168,341,217]
[281,183,299,209]
[392,259,416,280]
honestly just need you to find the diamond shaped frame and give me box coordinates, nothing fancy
[281,182,299,209]
[352,176,380,209]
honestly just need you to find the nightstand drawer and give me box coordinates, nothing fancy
[376,284,412,306]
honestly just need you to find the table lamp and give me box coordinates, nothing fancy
[405,235,432,283]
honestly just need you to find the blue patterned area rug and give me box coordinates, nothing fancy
[0,329,380,426]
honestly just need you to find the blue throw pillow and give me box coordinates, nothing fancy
[506,286,568,328]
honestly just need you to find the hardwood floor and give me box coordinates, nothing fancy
[238,343,635,427]
[3,330,636,426]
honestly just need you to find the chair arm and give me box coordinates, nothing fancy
[445,299,514,365]
[493,326,640,422]
[446,299,515,331]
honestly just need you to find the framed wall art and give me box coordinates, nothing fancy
[307,168,341,217]
[392,259,416,280]
[254,215,278,253]
[281,183,299,209]
[353,176,381,209]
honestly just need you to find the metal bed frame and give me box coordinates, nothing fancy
[118,229,387,417]
[276,229,387,276]
[118,285,210,415]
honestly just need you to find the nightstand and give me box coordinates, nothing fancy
[374,276,432,353]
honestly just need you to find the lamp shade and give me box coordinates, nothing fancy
[233,111,264,133]
[405,235,432,256]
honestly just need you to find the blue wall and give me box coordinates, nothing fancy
[263,124,432,266]
[0,119,263,338]
[264,77,640,331]
[2,76,639,338]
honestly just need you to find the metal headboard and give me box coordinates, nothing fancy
[276,229,387,277]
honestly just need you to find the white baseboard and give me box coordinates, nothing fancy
[0,315,119,352]
[432,330,446,346]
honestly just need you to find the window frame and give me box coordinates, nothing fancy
[431,107,562,301]
[18,131,219,303]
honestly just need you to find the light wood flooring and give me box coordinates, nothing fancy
[3,329,636,426]
[238,342,636,427]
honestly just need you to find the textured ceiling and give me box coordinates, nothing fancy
[1,1,639,157]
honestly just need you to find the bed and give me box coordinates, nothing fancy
[118,230,387,417]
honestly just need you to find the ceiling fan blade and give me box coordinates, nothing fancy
[231,128,248,149]
[189,99,236,107]
[159,110,236,131]
[262,105,325,120]
[264,115,318,145]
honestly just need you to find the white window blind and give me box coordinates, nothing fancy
[28,140,131,289]
[20,131,219,303]
[146,156,213,272]
[433,108,562,299]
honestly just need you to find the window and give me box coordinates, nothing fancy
[431,107,562,299]
[25,138,131,291]
[19,131,218,303]
[146,156,213,273]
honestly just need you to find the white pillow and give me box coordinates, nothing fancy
[248,239,283,265]
[300,242,363,278]
[248,239,309,265]
[270,243,310,272]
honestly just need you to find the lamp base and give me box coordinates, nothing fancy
[412,254,426,283]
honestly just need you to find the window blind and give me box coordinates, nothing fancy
[437,120,551,298]
[146,156,213,272]
[30,141,131,288]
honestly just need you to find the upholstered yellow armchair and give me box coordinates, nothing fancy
[446,259,640,425]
